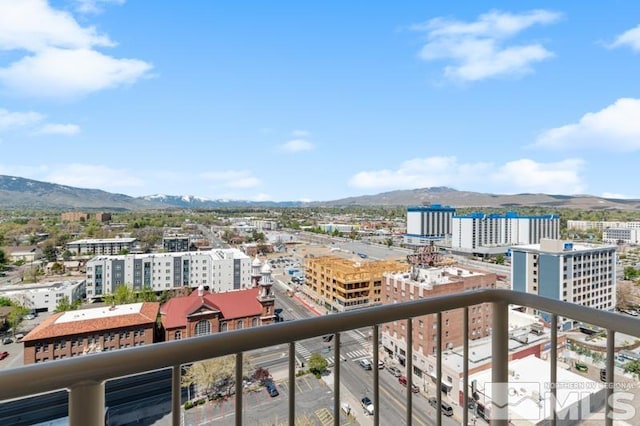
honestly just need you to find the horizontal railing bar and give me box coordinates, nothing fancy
[0,289,638,402]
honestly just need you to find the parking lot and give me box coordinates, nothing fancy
[182,374,356,426]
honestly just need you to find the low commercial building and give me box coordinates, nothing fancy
[162,234,190,252]
[66,238,137,256]
[469,355,605,424]
[22,302,160,364]
[0,280,85,312]
[602,228,640,245]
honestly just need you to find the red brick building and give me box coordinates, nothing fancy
[381,265,495,369]
[22,302,159,364]
[159,285,276,341]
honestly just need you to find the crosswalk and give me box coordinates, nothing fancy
[296,341,371,368]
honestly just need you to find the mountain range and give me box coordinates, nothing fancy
[0,175,639,211]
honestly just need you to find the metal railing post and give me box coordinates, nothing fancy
[68,380,105,426]
[373,325,380,426]
[463,307,469,426]
[334,332,340,426]
[436,312,442,426]
[491,301,509,426]
[550,314,557,426]
[235,352,243,426]
[289,342,296,426]
[172,365,181,426]
[406,318,413,426]
[606,329,615,426]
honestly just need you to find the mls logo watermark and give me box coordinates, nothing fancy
[484,382,636,422]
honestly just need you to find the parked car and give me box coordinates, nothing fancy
[428,397,454,417]
[378,360,385,369]
[359,359,372,370]
[360,396,374,415]
[264,379,279,397]
[387,366,402,377]
[2,337,12,345]
[0,351,8,360]
[574,361,588,373]
[398,376,420,393]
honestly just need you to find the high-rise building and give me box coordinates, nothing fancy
[404,204,456,246]
[511,239,617,329]
[451,212,559,251]
[85,249,252,299]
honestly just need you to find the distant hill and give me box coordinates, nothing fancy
[1,175,638,211]
[310,187,640,210]
[0,175,159,210]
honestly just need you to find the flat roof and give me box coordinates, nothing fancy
[68,238,137,244]
[57,302,144,324]
[470,355,601,423]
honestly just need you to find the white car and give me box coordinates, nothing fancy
[361,397,374,415]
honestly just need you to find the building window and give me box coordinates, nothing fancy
[237,320,244,329]
[175,331,182,340]
[252,318,258,327]
[194,320,211,336]
[221,322,228,332]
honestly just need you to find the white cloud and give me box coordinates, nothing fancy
[608,24,640,52]
[200,170,261,189]
[0,48,151,98]
[280,139,314,152]
[0,108,43,130]
[42,163,144,190]
[349,156,585,194]
[413,9,561,82]
[490,158,585,194]
[535,98,640,151]
[292,129,310,137]
[0,0,151,98]
[74,0,126,15]
[36,123,81,135]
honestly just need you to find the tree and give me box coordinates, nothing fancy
[385,238,393,248]
[62,250,72,261]
[104,284,138,305]
[624,267,640,281]
[50,262,65,275]
[495,254,505,265]
[182,355,253,398]
[139,286,157,302]
[54,296,81,312]
[308,353,328,377]
[42,244,58,262]
[0,248,6,267]
[252,367,270,384]
[624,359,640,379]
[7,304,29,336]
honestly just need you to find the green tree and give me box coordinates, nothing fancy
[54,296,81,312]
[0,296,13,307]
[42,244,58,262]
[182,355,253,398]
[308,353,328,377]
[50,262,65,275]
[7,304,29,336]
[105,284,138,305]
[139,286,157,302]
[0,248,6,266]
[495,254,505,265]
[62,250,72,261]
[623,267,640,281]
[624,359,640,379]
[385,238,393,248]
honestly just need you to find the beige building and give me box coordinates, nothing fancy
[303,256,407,312]
[381,265,495,372]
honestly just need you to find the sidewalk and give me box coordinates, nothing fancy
[320,369,371,426]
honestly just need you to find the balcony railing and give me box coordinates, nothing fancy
[1,288,638,426]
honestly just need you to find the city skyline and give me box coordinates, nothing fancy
[1,1,640,202]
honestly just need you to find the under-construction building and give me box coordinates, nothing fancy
[302,256,408,313]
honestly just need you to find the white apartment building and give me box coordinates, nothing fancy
[0,280,86,312]
[85,249,251,299]
[603,228,640,245]
[452,212,559,251]
[511,239,616,329]
[567,220,640,232]
[404,204,456,246]
[66,238,137,256]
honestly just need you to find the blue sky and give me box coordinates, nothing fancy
[1,1,640,202]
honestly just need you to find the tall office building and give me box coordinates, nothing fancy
[511,239,616,329]
[404,204,456,246]
[451,212,559,251]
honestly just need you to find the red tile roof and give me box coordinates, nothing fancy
[160,288,262,330]
[22,303,160,342]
